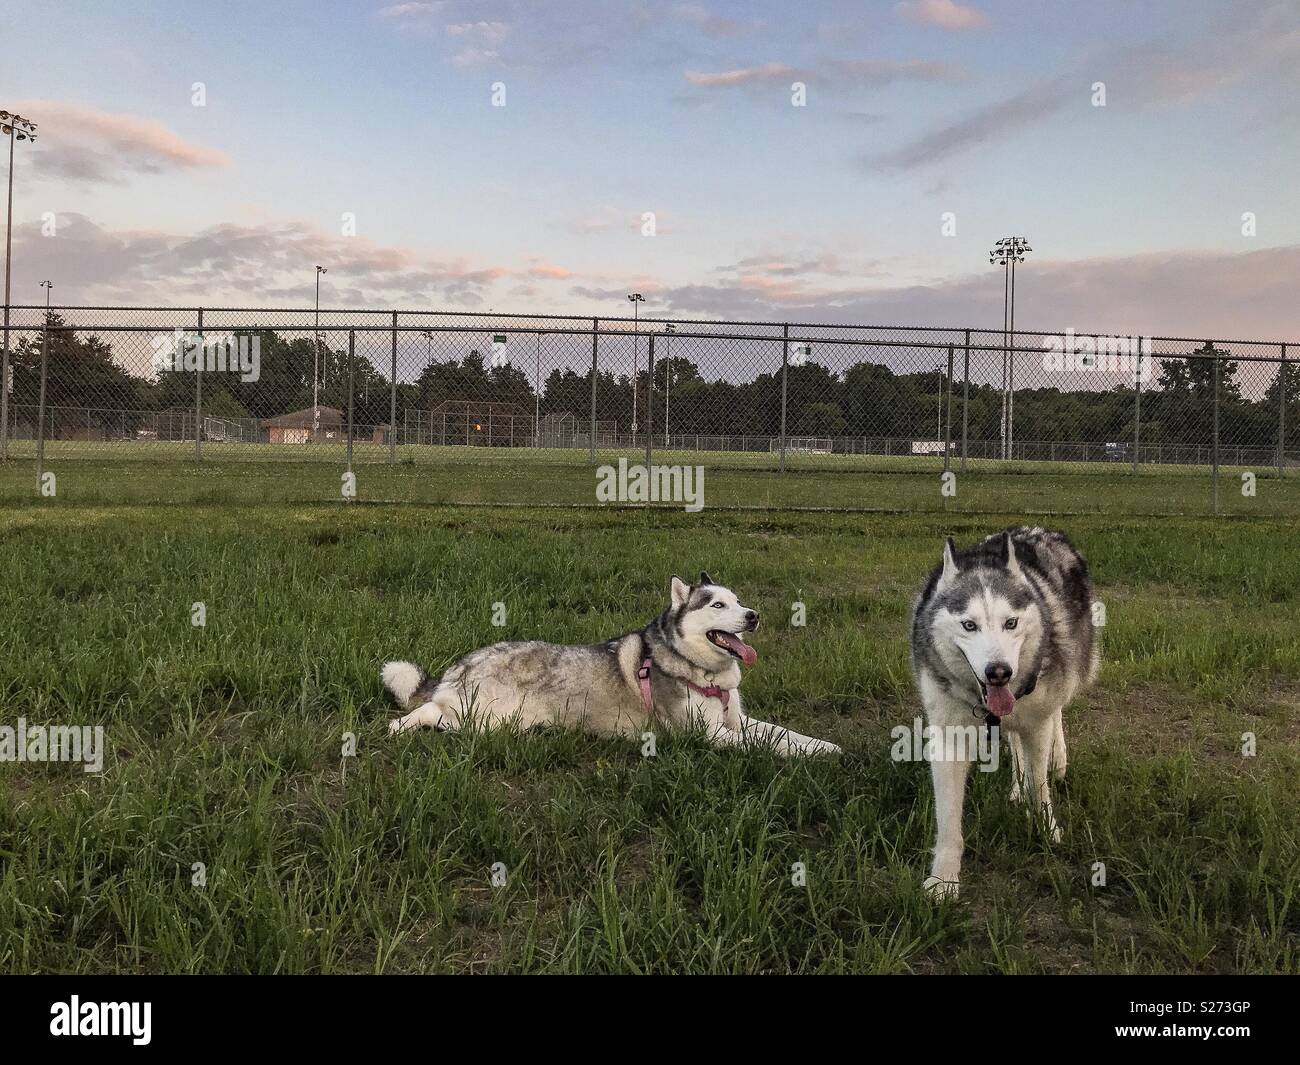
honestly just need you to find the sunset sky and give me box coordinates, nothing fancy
[3,0,1298,339]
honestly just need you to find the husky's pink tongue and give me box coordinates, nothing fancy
[715,632,758,667]
[986,684,1016,718]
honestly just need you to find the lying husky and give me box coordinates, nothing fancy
[383,573,841,757]
[911,526,1099,898]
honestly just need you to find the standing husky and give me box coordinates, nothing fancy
[911,526,1099,898]
[382,573,841,757]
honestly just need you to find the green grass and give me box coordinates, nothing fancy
[0,498,1297,973]
[2,448,1298,516]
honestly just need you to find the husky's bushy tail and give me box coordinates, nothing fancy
[381,660,429,710]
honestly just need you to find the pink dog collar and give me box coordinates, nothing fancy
[638,657,730,712]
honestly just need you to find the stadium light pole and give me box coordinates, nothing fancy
[1007,237,1031,458]
[1,110,38,462]
[989,239,1010,459]
[988,237,1031,459]
[627,292,644,434]
[663,323,675,448]
[314,265,327,439]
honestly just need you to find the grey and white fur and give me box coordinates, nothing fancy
[383,573,840,757]
[911,526,1100,898]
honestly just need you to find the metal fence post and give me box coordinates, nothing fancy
[389,311,397,463]
[961,329,970,474]
[645,332,654,472]
[1278,343,1287,476]
[589,318,598,463]
[0,300,8,461]
[779,324,789,473]
[195,308,203,460]
[1211,342,1220,514]
[946,345,956,475]
[35,310,49,492]
[1132,339,1142,475]
[347,329,355,474]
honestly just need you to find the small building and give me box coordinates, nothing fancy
[262,406,344,444]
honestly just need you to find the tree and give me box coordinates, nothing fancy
[1157,342,1240,401]
[8,313,148,433]
[784,361,841,437]
[1261,358,1300,450]
[842,362,910,436]
[794,401,846,437]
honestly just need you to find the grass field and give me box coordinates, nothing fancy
[2,446,1298,516]
[1,487,1297,973]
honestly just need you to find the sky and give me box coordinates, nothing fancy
[2,0,1299,340]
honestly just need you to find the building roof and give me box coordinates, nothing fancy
[262,406,344,428]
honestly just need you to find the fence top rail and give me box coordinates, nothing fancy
[6,305,1296,349]
[16,322,1293,362]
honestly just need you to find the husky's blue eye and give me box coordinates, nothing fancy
[961,620,977,632]
[1004,617,1018,630]
[712,601,725,609]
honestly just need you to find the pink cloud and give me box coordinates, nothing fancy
[8,213,517,307]
[685,63,796,88]
[528,262,575,280]
[686,58,960,90]
[895,0,988,31]
[13,98,228,184]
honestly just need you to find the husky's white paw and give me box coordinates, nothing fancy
[388,702,450,734]
[923,875,960,901]
[1048,818,1062,844]
[1008,780,1022,803]
[803,738,842,756]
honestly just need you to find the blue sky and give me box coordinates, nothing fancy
[3,0,1299,338]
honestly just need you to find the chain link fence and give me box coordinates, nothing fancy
[0,306,1295,512]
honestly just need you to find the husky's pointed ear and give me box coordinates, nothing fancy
[1001,532,1023,578]
[671,576,691,608]
[698,570,715,587]
[939,538,959,588]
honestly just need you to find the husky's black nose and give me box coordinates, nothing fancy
[984,662,1013,686]
[745,609,759,628]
